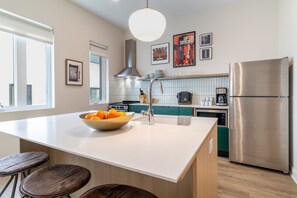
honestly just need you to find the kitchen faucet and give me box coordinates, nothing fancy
[141,78,163,125]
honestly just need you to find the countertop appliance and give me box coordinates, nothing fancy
[108,101,140,112]
[216,87,228,106]
[177,91,193,105]
[229,57,289,173]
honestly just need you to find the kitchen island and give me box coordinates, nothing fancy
[0,112,217,198]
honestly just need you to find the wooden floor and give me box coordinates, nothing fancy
[1,157,296,198]
[218,157,297,198]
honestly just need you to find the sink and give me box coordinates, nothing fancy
[133,116,192,126]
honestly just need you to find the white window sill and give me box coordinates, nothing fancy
[0,105,54,113]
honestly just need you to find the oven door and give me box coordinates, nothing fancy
[195,109,228,127]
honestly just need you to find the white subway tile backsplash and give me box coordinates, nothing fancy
[110,76,229,104]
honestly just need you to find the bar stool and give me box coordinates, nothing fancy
[80,184,158,198]
[0,152,49,198]
[19,164,91,198]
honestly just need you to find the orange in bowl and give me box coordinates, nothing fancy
[80,110,134,131]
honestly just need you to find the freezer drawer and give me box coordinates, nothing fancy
[229,57,289,97]
[229,97,289,172]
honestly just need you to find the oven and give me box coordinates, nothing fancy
[194,108,228,127]
[108,101,140,112]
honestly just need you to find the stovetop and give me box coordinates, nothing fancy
[108,101,140,112]
[109,100,140,105]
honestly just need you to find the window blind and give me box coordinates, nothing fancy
[0,8,53,44]
[89,40,108,57]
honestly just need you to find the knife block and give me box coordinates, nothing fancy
[139,94,148,104]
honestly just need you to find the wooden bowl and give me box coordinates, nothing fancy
[79,112,135,131]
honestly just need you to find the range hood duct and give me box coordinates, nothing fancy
[114,39,141,78]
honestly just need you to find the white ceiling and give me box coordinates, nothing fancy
[70,0,242,31]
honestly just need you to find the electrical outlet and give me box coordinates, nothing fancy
[209,138,213,154]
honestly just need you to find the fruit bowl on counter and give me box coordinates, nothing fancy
[79,109,135,131]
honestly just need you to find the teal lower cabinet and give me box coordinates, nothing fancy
[128,105,193,116]
[128,105,148,114]
[218,127,229,157]
[154,106,179,115]
[178,107,194,116]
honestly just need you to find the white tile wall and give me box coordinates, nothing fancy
[109,77,126,103]
[123,77,229,105]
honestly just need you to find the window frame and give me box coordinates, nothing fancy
[88,50,109,105]
[0,9,54,112]
[0,33,54,112]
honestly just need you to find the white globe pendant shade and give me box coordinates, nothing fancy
[129,8,166,42]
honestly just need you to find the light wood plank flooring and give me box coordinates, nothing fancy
[218,157,297,198]
[1,157,296,198]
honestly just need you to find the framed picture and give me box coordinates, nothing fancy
[199,32,213,46]
[199,47,212,60]
[151,42,169,65]
[65,59,83,86]
[173,31,196,67]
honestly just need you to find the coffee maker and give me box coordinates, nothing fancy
[216,87,227,106]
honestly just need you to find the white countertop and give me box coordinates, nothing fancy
[129,103,229,109]
[0,112,217,183]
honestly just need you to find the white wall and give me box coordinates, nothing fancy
[279,0,297,183]
[133,0,279,77]
[124,0,280,104]
[0,0,125,157]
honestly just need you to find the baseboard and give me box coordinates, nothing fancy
[291,166,297,184]
[218,151,229,158]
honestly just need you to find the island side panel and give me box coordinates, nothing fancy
[20,140,51,169]
[20,140,195,198]
[193,123,218,198]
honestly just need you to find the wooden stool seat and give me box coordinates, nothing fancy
[80,184,158,198]
[20,164,91,198]
[0,152,49,198]
[0,152,49,176]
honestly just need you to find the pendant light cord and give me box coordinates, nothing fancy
[146,0,149,8]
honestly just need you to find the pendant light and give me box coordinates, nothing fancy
[128,0,166,42]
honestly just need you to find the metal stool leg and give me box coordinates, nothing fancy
[11,173,18,198]
[0,175,14,197]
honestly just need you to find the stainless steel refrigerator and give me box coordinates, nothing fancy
[229,57,289,173]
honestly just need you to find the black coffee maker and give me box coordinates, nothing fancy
[216,87,227,106]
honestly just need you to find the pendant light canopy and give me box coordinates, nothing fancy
[129,0,166,42]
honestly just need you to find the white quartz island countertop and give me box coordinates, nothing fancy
[0,112,217,183]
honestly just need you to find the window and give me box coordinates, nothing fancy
[0,9,53,111]
[89,41,109,104]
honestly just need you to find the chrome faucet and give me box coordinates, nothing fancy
[141,78,164,125]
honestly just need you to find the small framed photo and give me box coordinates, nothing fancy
[199,47,212,60]
[199,32,213,46]
[65,59,83,86]
[151,42,170,65]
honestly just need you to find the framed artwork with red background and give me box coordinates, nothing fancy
[151,42,170,65]
[173,31,196,67]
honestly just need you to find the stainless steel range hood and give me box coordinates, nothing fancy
[114,39,141,78]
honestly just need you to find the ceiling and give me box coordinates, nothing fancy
[70,0,242,31]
